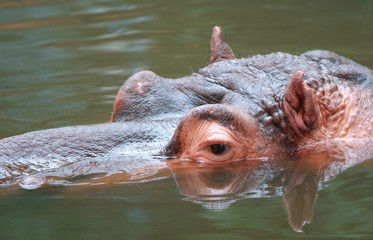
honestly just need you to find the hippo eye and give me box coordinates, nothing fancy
[209,144,230,155]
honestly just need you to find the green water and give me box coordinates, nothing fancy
[0,0,373,239]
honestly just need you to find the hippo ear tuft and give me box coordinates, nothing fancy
[210,26,236,63]
[283,71,318,138]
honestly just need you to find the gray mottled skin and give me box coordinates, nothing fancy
[1,45,372,181]
[114,49,372,149]
[0,120,178,180]
[114,50,372,124]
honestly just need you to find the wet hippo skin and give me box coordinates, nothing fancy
[115,27,373,163]
[1,26,372,179]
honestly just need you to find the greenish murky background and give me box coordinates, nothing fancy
[0,0,373,239]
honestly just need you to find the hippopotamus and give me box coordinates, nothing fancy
[0,26,372,231]
[1,25,373,179]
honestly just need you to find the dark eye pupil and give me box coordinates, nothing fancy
[210,144,229,155]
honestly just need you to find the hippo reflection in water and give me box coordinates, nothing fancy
[1,26,373,232]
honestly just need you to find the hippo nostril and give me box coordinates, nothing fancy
[210,144,230,155]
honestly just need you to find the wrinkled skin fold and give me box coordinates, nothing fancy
[1,26,372,232]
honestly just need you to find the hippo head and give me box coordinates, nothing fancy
[112,26,371,163]
[164,68,318,163]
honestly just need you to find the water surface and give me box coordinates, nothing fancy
[0,0,373,239]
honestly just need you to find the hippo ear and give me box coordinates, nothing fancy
[283,71,318,138]
[210,26,236,63]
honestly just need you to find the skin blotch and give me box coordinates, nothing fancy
[256,145,265,152]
